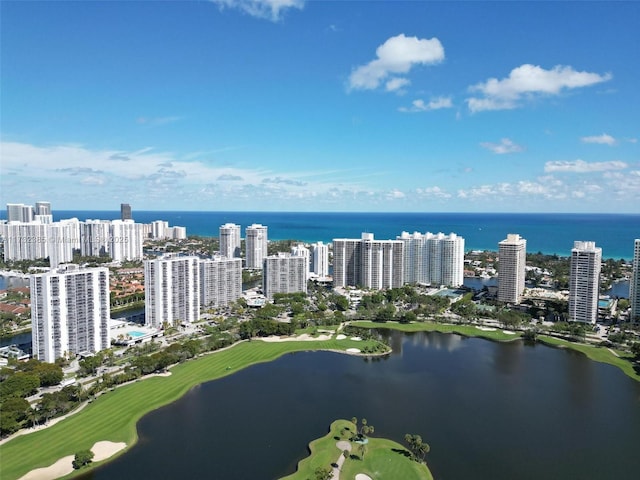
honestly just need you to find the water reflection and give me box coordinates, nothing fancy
[82,331,640,480]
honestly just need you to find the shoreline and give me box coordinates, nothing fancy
[349,320,640,382]
[0,336,384,480]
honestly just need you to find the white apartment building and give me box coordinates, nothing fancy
[569,241,602,324]
[2,222,48,261]
[291,244,310,280]
[35,201,51,216]
[80,220,112,257]
[630,239,640,323]
[144,254,200,328]
[200,256,242,307]
[219,223,241,259]
[246,224,268,269]
[397,231,464,287]
[30,265,110,363]
[46,221,76,268]
[311,241,329,278]
[6,203,34,223]
[333,233,403,290]
[151,220,169,239]
[498,234,527,304]
[110,220,144,262]
[263,253,307,299]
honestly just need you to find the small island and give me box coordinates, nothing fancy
[281,419,432,480]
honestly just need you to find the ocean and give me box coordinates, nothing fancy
[1,211,638,259]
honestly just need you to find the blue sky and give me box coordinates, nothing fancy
[1,0,638,213]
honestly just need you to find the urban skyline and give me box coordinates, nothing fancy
[1,1,639,213]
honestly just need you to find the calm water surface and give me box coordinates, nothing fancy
[82,331,640,480]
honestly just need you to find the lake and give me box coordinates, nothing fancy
[80,331,640,479]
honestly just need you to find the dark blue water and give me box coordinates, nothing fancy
[80,331,640,480]
[4,211,635,259]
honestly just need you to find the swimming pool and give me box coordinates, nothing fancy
[128,331,146,338]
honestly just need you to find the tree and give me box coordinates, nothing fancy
[358,443,367,459]
[404,434,430,463]
[72,449,95,469]
[313,466,333,480]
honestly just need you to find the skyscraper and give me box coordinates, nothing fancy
[6,203,33,223]
[333,233,403,290]
[245,224,268,269]
[219,223,241,259]
[311,241,329,278]
[110,220,144,262]
[630,239,640,323]
[569,241,602,324]
[144,254,200,328]
[200,256,242,307]
[498,234,527,304]
[35,201,51,216]
[397,231,465,287]
[263,253,307,298]
[120,203,132,221]
[30,265,110,363]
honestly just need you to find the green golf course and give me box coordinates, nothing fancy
[281,419,432,480]
[0,337,381,480]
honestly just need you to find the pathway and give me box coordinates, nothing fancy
[332,440,352,480]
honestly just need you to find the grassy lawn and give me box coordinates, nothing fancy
[281,419,432,480]
[0,338,380,480]
[350,320,523,342]
[537,335,640,381]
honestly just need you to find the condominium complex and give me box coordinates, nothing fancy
[290,244,310,280]
[498,234,527,304]
[30,265,110,363]
[1,218,79,268]
[333,233,403,290]
[6,203,34,223]
[219,223,241,259]
[144,254,200,328]
[35,201,51,216]
[569,241,602,324]
[311,241,329,278]
[200,256,242,307]
[397,231,464,287]
[80,220,111,257]
[245,224,268,268]
[263,253,307,298]
[109,220,144,262]
[631,239,640,323]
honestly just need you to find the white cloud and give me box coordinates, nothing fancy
[398,96,453,113]
[467,64,612,112]
[416,186,452,199]
[81,176,106,186]
[544,159,627,173]
[349,34,444,91]
[386,189,406,199]
[210,0,304,22]
[385,77,411,93]
[580,133,616,145]
[480,138,523,154]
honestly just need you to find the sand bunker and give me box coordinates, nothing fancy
[502,330,517,335]
[350,336,362,341]
[18,441,127,480]
[476,326,497,331]
[259,334,332,342]
[91,441,127,461]
[346,348,361,353]
[355,474,373,480]
[336,334,347,340]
